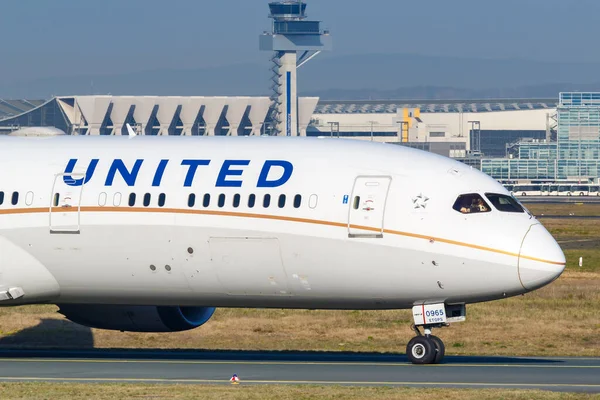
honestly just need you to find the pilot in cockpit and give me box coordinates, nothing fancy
[458,195,489,214]
[470,197,489,213]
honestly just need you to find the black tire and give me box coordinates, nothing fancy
[579,192,584,196]
[406,336,436,365]
[429,335,445,364]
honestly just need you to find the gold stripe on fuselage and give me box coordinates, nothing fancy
[0,206,565,266]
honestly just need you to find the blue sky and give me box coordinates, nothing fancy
[1,0,600,85]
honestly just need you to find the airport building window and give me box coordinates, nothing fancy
[128,193,136,207]
[278,194,286,208]
[263,194,271,208]
[218,194,226,208]
[0,191,3,205]
[485,193,524,213]
[452,193,491,214]
[293,194,302,208]
[203,194,210,207]
[11,192,19,206]
[158,193,166,207]
[188,194,196,208]
[143,193,151,207]
[233,194,241,208]
[248,194,256,208]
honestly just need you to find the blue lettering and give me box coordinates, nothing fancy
[257,160,293,188]
[63,158,99,187]
[216,160,250,187]
[181,159,210,187]
[152,159,169,187]
[105,159,144,186]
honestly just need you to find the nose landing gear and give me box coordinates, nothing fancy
[407,303,465,365]
[406,325,445,364]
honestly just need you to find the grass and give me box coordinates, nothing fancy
[0,270,597,357]
[527,203,600,217]
[0,383,598,400]
[540,218,600,272]
[541,218,600,240]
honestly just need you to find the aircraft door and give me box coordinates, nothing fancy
[348,176,391,238]
[49,173,85,234]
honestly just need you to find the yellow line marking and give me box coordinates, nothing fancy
[0,377,598,388]
[0,358,598,369]
[0,206,566,266]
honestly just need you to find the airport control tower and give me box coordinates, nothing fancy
[260,1,331,136]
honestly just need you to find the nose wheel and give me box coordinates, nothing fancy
[406,325,445,364]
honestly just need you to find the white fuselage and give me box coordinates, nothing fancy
[0,136,565,309]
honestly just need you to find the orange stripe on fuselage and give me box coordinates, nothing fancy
[0,206,565,266]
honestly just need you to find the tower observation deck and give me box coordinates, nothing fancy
[260,1,331,136]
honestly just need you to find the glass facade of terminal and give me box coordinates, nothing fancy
[0,98,69,133]
[475,130,547,158]
[482,92,600,183]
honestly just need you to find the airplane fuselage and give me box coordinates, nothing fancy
[0,135,565,310]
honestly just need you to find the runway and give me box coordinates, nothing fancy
[0,350,598,392]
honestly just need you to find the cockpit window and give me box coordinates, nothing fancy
[452,193,491,214]
[485,193,524,213]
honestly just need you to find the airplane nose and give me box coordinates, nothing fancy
[518,223,566,291]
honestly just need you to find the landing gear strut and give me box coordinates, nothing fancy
[406,324,445,364]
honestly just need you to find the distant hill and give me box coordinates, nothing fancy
[2,53,600,99]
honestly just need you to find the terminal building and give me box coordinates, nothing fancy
[0,96,318,136]
[480,92,600,183]
[310,98,556,161]
[1,93,598,184]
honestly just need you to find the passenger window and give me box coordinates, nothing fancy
[98,192,107,207]
[218,194,225,208]
[53,193,60,207]
[263,194,271,208]
[203,194,210,207]
[353,196,360,210]
[113,192,122,206]
[452,193,491,214]
[158,193,166,207]
[485,193,524,213]
[248,194,256,208]
[188,194,196,207]
[293,194,302,208]
[233,194,241,208]
[0,191,3,205]
[11,192,19,206]
[143,193,151,207]
[128,193,136,207]
[25,191,34,206]
[309,194,318,209]
[278,194,286,208]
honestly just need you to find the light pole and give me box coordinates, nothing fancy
[368,120,378,142]
[328,121,339,138]
[468,121,481,153]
